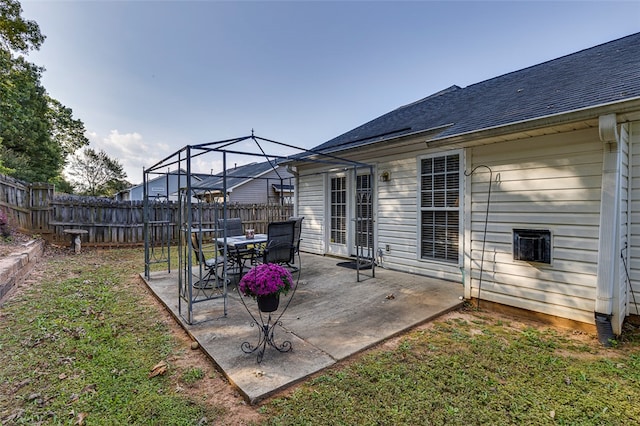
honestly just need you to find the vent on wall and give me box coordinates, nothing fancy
[513,229,551,264]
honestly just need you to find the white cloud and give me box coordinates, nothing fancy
[193,157,224,176]
[83,129,171,184]
[69,131,275,186]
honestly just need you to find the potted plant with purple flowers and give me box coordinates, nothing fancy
[238,263,294,312]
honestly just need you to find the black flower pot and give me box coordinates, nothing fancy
[257,293,280,312]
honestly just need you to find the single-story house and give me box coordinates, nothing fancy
[290,32,640,341]
[117,169,201,201]
[196,161,294,204]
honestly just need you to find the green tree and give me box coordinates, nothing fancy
[0,0,88,183]
[47,97,88,156]
[0,0,44,53]
[68,148,129,197]
[0,139,13,175]
[0,49,58,182]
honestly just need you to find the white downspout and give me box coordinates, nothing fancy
[286,165,299,217]
[595,113,620,345]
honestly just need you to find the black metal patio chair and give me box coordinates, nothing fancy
[190,232,227,289]
[287,216,304,271]
[262,220,296,268]
[217,217,255,274]
[217,217,243,237]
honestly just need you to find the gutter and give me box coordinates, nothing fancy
[286,165,299,177]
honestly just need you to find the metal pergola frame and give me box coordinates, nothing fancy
[143,132,375,324]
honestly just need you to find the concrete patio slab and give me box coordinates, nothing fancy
[141,253,463,403]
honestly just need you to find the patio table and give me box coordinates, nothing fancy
[215,234,268,276]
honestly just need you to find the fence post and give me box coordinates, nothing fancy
[29,183,54,237]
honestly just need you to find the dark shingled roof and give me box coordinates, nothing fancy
[312,32,640,153]
[195,161,285,191]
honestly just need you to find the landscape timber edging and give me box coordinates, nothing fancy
[0,239,45,303]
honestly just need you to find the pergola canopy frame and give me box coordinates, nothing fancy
[143,133,375,324]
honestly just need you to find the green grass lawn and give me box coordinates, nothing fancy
[2,246,640,425]
[262,313,640,425]
[0,248,231,425]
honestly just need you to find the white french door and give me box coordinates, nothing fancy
[327,175,349,256]
[326,172,375,258]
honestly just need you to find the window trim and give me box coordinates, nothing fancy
[417,150,463,265]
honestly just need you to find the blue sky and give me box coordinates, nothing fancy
[19,0,640,184]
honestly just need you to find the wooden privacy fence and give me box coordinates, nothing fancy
[50,198,293,246]
[0,175,293,246]
[0,174,53,233]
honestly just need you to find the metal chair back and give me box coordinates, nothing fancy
[217,217,243,237]
[263,220,296,265]
[288,216,304,254]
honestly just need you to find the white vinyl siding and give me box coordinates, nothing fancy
[227,168,293,204]
[377,159,420,268]
[297,172,325,254]
[618,123,630,331]
[466,128,603,324]
[374,147,464,281]
[627,121,640,318]
[131,174,192,201]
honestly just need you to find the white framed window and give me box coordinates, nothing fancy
[419,152,461,263]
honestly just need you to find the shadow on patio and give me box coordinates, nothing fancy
[141,252,463,404]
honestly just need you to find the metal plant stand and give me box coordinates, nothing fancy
[238,272,300,363]
[240,311,293,363]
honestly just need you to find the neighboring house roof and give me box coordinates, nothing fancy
[127,168,197,191]
[195,161,290,192]
[311,32,640,154]
[272,184,294,193]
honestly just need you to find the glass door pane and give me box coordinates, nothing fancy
[355,174,373,253]
[330,176,347,245]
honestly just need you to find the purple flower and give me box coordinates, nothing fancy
[238,263,294,298]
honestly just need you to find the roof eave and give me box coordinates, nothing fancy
[426,97,640,148]
[307,123,454,158]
